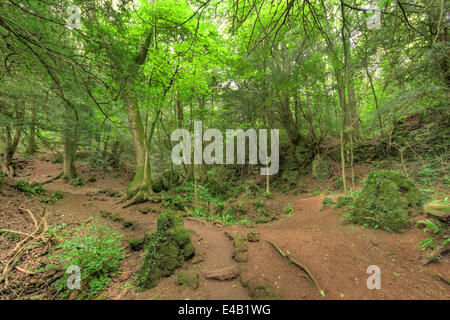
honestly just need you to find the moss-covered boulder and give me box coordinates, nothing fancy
[425,200,450,222]
[135,211,195,289]
[311,154,332,181]
[352,170,422,232]
[177,270,199,289]
[232,235,248,263]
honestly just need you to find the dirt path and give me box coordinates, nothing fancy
[6,155,449,300]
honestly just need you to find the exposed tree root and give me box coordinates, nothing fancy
[122,190,151,208]
[185,217,208,226]
[266,239,323,294]
[41,171,63,185]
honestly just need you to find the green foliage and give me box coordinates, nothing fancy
[337,196,356,208]
[416,219,443,234]
[16,180,46,197]
[51,154,63,164]
[163,194,186,210]
[282,203,294,216]
[253,199,265,209]
[244,181,263,199]
[415,218,448,252]
[49,219,124,299]
[188,207,247,226]
[321,197,336,209]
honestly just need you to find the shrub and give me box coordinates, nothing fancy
[49,219,124,299]
[321,197,336,208]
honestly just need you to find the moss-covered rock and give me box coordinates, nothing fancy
[135,211,195,289]
[352,170,422,232]
[247,231,260,242]
[177,270,199,289]
[311,154,332,181]
[239,268,282,300]
[425,200,450,222]
[232,235,248,263]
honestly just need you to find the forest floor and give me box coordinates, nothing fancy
[0,153,449,300]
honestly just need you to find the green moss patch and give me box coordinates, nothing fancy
[232,235,248,263]
[177,270,199,289]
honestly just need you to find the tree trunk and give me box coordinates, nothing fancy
[62,132,77,180]
[278,95,301,149]
[125,94,152,203]
[27,107,38,154]
[0,106,24,177]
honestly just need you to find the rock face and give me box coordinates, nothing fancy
[353,170,422,232]
[311,153,332,181]
[135,211,195,289]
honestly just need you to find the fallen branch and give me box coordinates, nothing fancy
[266,239,323,293]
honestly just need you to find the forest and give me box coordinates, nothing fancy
[0,0,448,301]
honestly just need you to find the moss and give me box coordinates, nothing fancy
[177,270,199,289]
[254,217,270,224]
[100,188,121,197]
[247,231,259,242]
[100,210,111,218]
[128,237,145,251]
[68,176,84,187]
[311,153,332,181]
[424,200,450,220]
[151,179,163,193]
[352,170,422,232]
[122,220,137,230]
[232,236,248,263]
[135,211,195,289]
[138,207,152,214]
[240,276,282,300]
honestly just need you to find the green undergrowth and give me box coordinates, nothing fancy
[46,218,124,299]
